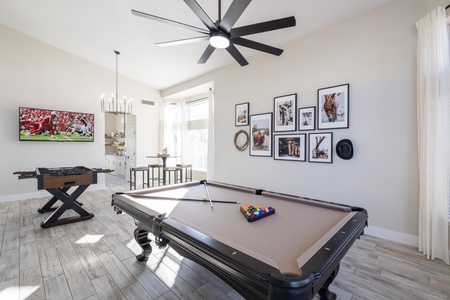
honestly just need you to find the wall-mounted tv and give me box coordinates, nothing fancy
[19,107,94,142]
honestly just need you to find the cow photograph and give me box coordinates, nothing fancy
[317,84,349,129]
[250,113,272,157]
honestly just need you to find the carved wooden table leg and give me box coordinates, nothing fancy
[134,228,153,261]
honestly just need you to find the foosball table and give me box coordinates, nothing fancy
[14,166,112,228]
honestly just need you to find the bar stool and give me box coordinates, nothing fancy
[129,166,149,190]
[148,164,162,187]
[163,167,182,185]
[176,164,192,182]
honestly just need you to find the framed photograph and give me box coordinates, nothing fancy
[274,134,306,161]
[235,102,249,126]
[308,132,333,163]
[298,106,315,131]
[274,93,297,132]
[317,84,349,129]
[250,113,272,157]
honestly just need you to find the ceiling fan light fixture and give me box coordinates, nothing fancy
[132,0,296,65]
[210,33,230,49]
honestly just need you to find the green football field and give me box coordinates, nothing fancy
[19,130,94,142]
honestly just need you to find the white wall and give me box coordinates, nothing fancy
[162,0,448,246]
[0,25,160,200]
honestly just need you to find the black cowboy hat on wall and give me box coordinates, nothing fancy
[336,139,353,160]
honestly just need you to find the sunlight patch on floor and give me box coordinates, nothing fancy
[75,234,104,244]
[0,286,40,299]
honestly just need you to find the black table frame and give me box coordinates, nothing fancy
[38,185,94,228]
[111,181,368,300]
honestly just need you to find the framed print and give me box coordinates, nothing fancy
[308,132,333,163]
[235,102,249,126]
[317,84,349,129]
[274,94,297,132]
[274,134,306,161]
[298,106,316,131]
[250,113,272,157]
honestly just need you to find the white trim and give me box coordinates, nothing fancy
[365,225,418,247]
[0,184,106,204]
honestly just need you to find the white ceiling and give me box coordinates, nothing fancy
[0,0,394,90]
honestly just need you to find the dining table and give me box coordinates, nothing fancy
[146,154,181,185]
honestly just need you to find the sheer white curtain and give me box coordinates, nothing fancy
[160,100,182,157]
[416,6,449,264]
[206,88,214,180]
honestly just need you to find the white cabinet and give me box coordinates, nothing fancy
[105,155,126,176]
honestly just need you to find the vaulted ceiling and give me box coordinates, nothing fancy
[0,0,394,90]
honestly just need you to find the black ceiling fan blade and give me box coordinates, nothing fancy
[198,45,216,64]
[131,9,209,35]
[231,37,283,56]
[218,0,251,33]
[183,0,218,31]
[156,36,209,47]
[230,16,296,38]
[226,44,249,66]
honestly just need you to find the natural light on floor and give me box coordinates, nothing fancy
[0,286,40,299]
[75,234,104,244]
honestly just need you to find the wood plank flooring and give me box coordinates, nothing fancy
[0,174,449,300]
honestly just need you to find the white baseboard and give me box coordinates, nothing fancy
[365,224,418,247]
[0,184,106,203]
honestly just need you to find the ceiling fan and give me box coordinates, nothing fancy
[131,0,296,66]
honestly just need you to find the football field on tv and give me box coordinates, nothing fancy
[19,130,93,142]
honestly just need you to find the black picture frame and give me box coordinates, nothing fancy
[274,94,297,132]
[308,132,333,163]
[317,84,349,129]
[298,106,316,131]
[274,134,306,161]
[235,102,249,126]
[250,113,273,157]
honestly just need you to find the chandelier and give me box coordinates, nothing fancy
[100,50,132,115]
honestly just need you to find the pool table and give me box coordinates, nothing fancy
[111,180,367,300]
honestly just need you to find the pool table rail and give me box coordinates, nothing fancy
[303,208,368,298]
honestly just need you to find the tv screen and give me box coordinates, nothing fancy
[19,107,94,142]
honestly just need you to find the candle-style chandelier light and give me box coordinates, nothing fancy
[100,50,132,115]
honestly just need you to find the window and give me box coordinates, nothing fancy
[185,99,209,171]
[164,103,181,157]
[162,97,210,172]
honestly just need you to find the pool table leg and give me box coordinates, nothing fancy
[134,228,153,261]
[318,264,339,300]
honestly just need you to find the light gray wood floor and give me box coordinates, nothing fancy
[0,174,449,300]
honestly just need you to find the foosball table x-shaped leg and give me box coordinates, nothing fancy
[37,186,83,213]
[39,185,94,228]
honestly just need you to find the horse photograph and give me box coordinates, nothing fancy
[317,84,349,129]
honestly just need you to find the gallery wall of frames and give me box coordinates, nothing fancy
[234,83,352,163]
